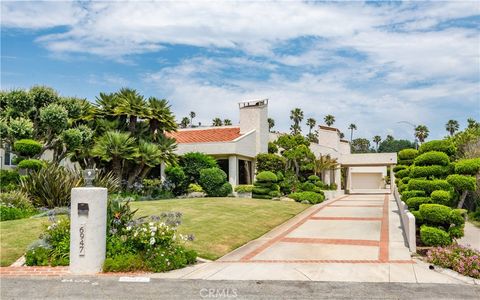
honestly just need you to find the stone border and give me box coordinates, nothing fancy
[393,186,416,252]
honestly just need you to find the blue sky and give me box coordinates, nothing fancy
[1,1,479,142]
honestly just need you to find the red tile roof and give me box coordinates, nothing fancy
[166,127,243,144]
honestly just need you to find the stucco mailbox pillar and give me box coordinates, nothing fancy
[70,187,107,274]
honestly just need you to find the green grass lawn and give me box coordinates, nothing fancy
[0,217,48,266]
[131,198,308,260]
[0,197,307,266]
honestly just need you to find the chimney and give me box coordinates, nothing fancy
[239,99,269,154]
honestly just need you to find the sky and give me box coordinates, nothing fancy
[1,1,479,142]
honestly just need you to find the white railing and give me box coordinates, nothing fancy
[393,184,416,253]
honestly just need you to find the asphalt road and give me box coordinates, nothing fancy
[1,277,479,299]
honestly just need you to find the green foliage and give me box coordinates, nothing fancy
[414,151,450,166]
[398,159,414,166]
[406,197,432,211]
[29,85,59,108]
[454,158,480,175]
[0,169,20,192]
[430,190,451,206]
[255,153,286,174]
[426,244,480,279]
[165,166,188,196]
[256,171,278,183]
[268,142,278,154]
[401,190,426,202]
[276,134,309,151]
[217,182,233,197]
[18,159,46,171]
[446,174,476,192]
[411,210,423,225]
[39,103,69,134]
[0,204,35,221]
[378,139,415,153]
[0,191,33,210]
[234,185,253,193]
[13,139,42,157]
[61,128,83,150]
[187,183,203,193]
[420,225,451,246]
[45,218,70,266]
[395,169,410,179]
[409,165,450,179]
[179,152,218,184]
[419,204,452,225]
[288,191,324,204]
[419,140,456,156]
[103,253,147,272]
[393,165,408,172]
[398,148,418,160]
[25,245,51,266]
[8,117,34,140]
[199,168,229,197]
[407,179,452,195]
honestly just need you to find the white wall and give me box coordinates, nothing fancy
[239,100,268,154]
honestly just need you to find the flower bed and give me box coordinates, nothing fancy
[426,244,480,279]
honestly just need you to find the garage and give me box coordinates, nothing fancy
[351,172,384,190]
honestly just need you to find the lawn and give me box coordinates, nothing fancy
[0,217,48,267]
[131,197,308,260]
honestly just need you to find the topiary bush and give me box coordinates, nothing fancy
[234,185,254,193]
[396,169,410,179]
[419,204,452,226]
[407,179,452,195]
[256,171,278,182]
[199,168,230,197]
[420,225,451,246]
[288,191,324,204]
[165,166,188,196]
[17,159,46,171]
[430,190,451,206]
[398,148,418,160]
[401,190,426,202]
[393,165,408,172]
[409,165,450,179]
[255,153,286,174]
[179,152,217,184]
[454,158,480,175]
[13,139,42,158]
[414,151,450,166]
[252,171,279,199]
[401,177,411,184]
[406,197,433,211]
[398,159,414,166]
[446,174,476,193]
[419,140,456,156]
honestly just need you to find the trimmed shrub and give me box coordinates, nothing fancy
[199,168,229,197]
[446,174,476,193]
[288,191,324,204]
[13,139,42,157]
[255,153,286,174]
[448,226,465,239]
[165,166,188,196]
[419,204,452,225]
[420,225,451,246]
[398,182,408,193]
[252,171,279,199]
[256,171,278,182]
[401,177,411,184]
[449,209,466,227]
[414,151,450,166]
[187,183,203,193]
[396,169,410,179]
[398,159,414,166]
[406,197,432,211]
[234,185,253,193]
[454,158,480,175]
[419,140,456,156]
[18,159,46,171]
[217,182,233,197]
[430,190,451,206]
[398,148,418,160]
[401,190,425,201]
[103,253,147,272]
[407,179,451,195]
[268,142,278,154]
[409,165,450,179]
[393,165,408,172]
[179,152,217,184]
[411,210,424,225]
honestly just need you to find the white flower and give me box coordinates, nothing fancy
[149,222,154,226]
[151,232,155,237]
[134,232,138,237]
[126,226,131,231]
[149,237,155,245]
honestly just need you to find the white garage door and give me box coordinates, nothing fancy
[351,173,383,190]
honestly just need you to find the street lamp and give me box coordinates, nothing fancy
[397,121,418,149]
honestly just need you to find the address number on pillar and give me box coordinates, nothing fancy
[79,224,86,256]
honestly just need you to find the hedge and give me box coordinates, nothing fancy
[430,190,451,206]
[419,204,452,225]
[409,165,450,179]
[288,191,324,204]
[414,151,450,166]
[454,158,480,175]
[411,210,423,225]
[393,165,408,172]
[398,148,418,160]
[446,174,476,192]
[419,140,456,156]
[398,159,414,166]
[13,139,42,157]
[256,171,278,183]
[406,197,432,211]
[234,185,254,193]
[17,159,46,171]
[420,225,451,246]
[401,177,411,184]
[407,179,451,195]
[395,169,410,179]
[401,190,425,202]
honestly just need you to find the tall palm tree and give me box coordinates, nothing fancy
[115,88,147,133]
[415,125,429,143]
[268,118,275,132]
[212,118,223,126]
[146,97,177,138]
[324,114,335,126]
[180,117,190,128]
[224,119,232,126]
[95,92,117,118]
[290,108,304,135]
[445,120,459,136]
[91,130,138,180]
[306,118,316,135]
[373,135,382,152]
[189,111,196,127]
[348,123,357,141]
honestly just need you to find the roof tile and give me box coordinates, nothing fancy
[166,127,242,143]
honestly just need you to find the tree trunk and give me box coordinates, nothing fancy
[457,190,468,209]
[129,115,137,133]
[127,163,144,187]
[112,158,123,182]
[139,166,152,180]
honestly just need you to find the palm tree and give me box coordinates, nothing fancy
[445,120,459,136]
[180,117,190,128]
[385,134,394,142]
[268,118,275,132]
[127,141,163,186]
[314,154,338,180]
[290,108,304,135]
[306,118,316,135]
[115,88,147,133]
[324,114,335,126]
[348,123,357,141]
[467,118,479,129]
[91,130,138,180]
[339,132,345,139]
[155,135,178,170]
[415,125,429,143]
[95,92,117,117]
[212,118,223,126]
[146,97,177,138]
[189,111,196,127]
[373,135,382,152]
[224,119,232,126]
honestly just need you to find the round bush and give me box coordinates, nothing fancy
[398,182,408,193]
[414,151,450,166]
[255,153,286,174]
[17,159,46,171]
[252,187,271,195]
[179,152,217,183]
[187,183,203,193]
[419,140,456,156]
[411,210,424,225]
[448,225,464,239]
[454,158,480,175]
[301,182,316,192]
[395,169,410,179]
[409,165,450,179]
[419,204,452,225]
[449,209,466,227]
[407,179,451,195]
[446,174,476,192]
[256,171,278,183]
[420,225,451,246]
[430,190,451,206]
[217,182,233,197]
[406,197,432,211]
[199,168,228,197]
[398,148,418,160]
[39,103,69,133]
[13,139,42,157]
[401,190,426,202]
[8,118,34,140]
[393,165,408,172]
[288,191,324,204]
[165,166,188,196]
[307,175,320,182]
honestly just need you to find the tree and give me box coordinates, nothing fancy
[127,141,163,186]
[385,135,394,142]
[445,120,459,136]
[189,111,196,127]
[314,154,338,178]
[146,97,177,138]
[324,114,335,126]
[290,108,304,135]
[224,119,232,126]
[212,118,223,126]
[339,132,345,139]
[351,138,371,153]
[378,138,415,153]
[180,117,190,128]
[415,125,429,143]
[268,118,275,132]
[348,123,357,141]
[283,144,315,176]
[306,118,316,135]
[373,135,382,152]
[115,88,147,133]
[467,118,479,129]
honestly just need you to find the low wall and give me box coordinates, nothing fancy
[393,185,416,252]
[323,190,345,200]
